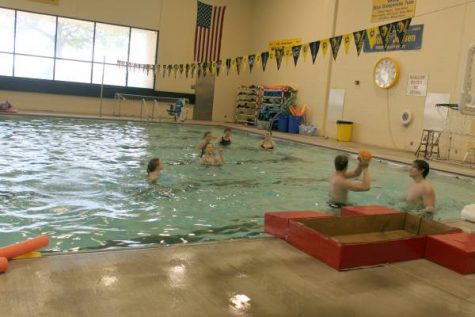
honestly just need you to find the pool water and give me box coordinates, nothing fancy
[0,116,474,252]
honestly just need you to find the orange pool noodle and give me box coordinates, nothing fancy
[358,150,372,161]
[0,257,8,273]
[0,235,49,260]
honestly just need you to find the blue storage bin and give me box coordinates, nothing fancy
[288,116,302,133]
[278,115,289,132]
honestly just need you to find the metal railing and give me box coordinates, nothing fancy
[113,93,190,120]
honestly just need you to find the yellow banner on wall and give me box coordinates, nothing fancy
[371,0,416,23]
[268,38,302,51]
[29,0,59,4]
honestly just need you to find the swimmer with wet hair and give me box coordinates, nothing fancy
[147,158,163,184]
[217,128,232,146]
[200,143,224,165]
[260,130,276,150]
[329,154,371,207]
[406,159,435,215]
[196,131,213,157]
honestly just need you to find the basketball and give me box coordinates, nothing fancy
[358,150,372,161]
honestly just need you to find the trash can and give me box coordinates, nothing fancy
[278,115,289,132]
[288,116,302,134]
[336,120,353,141]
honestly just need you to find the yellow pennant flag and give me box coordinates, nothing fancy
[302,43,310,63]
[255,54,261,68]
[269,50,275,61]
[231,58,236,72]
[366,27,378,49]
[343,34,352,54]
[321,39,330,56]
[242,56,248,71]
[284,47,292,64]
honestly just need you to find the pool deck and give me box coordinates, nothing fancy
[1,112,475,316]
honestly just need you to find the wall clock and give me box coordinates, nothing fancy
[373,57,399,89]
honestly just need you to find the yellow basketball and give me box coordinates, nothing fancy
[358,150,372,161]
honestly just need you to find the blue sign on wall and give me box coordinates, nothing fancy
[364,24,424,52]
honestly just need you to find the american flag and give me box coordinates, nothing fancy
[194,1,226,62]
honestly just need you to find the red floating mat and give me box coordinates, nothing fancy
[340,205,402,217]
[425,232,475,274]
[264,211,331,239]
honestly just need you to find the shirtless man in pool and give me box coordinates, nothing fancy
[406,159,436,214]
[329,154,371,207]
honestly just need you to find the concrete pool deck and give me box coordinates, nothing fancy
[1,112,475,316]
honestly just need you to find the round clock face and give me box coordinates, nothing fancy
[373,57,399,89]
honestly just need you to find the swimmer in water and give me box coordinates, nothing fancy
[196,131,213,157]
[217,128,232,146]
[260,130,276,150]
[200,143,224,165]
[146,158,163,184]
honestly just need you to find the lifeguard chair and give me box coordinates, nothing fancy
[167,99,185,121]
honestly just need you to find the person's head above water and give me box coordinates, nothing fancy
[411,159,430,178]
[204,143,215,154]
[334,155,349,172]
[203,131,212,141]
[147,158,162,174]
[223,128,231,137]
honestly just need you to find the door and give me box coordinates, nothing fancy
[193,75,215,121]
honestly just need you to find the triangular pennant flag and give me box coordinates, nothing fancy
[302,44,309,63]
[191,63,196,78]
[343,34,352,54]
[211,61,216,75]
[167,65,172,77]
[185,64,190,78]
[269,50,275,61]
[275,48,284,70]
[202,62,208,77]
[378,22,394,50]
[309,41,320,64]
[155,64,161,77]
[231,58,236,72]
[236,57,243,75]
[353,30,366,55]
[330,36,342,60]
[216,60,222,76]
[226,58,231,75]
[284,47,292,64]
[173,64,178,78]
[161,65,166,78]
[366,27,378,49]
[395,18,411,46]
[321,39,330,57]
[197,63,202,78]
[179,64,184,76]
[242,56,248,71]
[261,52,269,71]
[255,55,261,68]
[248,54,256,73]
[292,45,302,66]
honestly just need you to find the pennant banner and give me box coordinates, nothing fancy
[248,54,256,73]
[261,52,269,71]
[275,48,284,70]
[292,45,302,66]
[378,22,394,50]
[353,30,366,56]
[124,18,413,79]
[309,41,320,64]
[395,18,412,46]
[330,36,342,60]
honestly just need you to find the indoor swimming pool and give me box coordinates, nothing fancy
[0,115,474,252]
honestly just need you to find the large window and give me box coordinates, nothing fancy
[0,7,158,88]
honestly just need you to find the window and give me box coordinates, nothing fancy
[0,8,158,89]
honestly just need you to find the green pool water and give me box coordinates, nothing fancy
[0,116,473,252]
